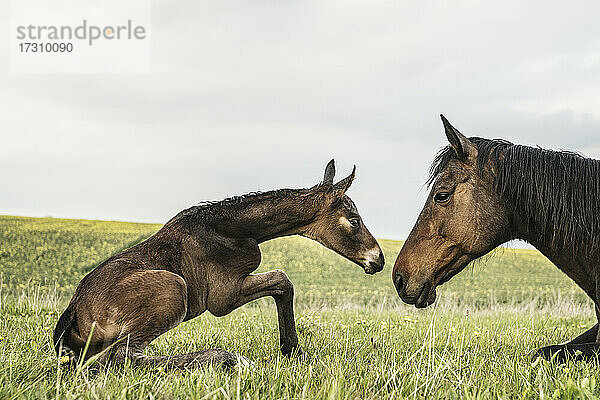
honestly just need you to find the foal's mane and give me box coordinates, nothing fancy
[169,187,320,224]
[429,137,600,256]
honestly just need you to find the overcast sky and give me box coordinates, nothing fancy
[1,1,600,240]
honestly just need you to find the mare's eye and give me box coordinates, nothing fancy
[434,192,452,204]
[349,218,360,228]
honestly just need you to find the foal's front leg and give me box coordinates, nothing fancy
[235,270,301,356]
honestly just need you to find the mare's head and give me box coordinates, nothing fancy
[393,116,512,307]
[304,160,384,275]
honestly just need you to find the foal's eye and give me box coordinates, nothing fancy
[349,218,360,228]
[434,192,452,204]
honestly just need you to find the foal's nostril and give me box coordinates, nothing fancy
[377,252,385,268]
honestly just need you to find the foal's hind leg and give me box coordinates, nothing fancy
[232,270,300,356]
[91,270,237,369]
[110,347,238,369]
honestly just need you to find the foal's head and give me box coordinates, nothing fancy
[304,160,384,275]
[393,116,511,307]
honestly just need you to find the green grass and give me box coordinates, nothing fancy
[1,215,599,399]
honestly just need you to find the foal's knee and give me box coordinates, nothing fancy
[272,269,294,296]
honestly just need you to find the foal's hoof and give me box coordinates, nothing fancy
[281,343,303,357]
[235,355,255,370]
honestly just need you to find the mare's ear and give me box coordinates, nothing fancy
[333,165,356,194]
[322,159,336,187]
[440,114,477,164]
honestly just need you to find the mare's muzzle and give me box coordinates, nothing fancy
[394,272,436,308]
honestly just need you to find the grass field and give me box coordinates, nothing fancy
[1,215,599,399]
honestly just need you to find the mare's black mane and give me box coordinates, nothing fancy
[430,137,600,255]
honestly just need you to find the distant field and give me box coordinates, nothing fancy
[1,215,598,399]
[0,215,588,307]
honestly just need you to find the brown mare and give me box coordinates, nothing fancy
[394,115,600,361]
[54,160,384,368]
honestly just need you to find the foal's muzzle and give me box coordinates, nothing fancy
[363,251,385,275]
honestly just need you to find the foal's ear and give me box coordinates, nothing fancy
[322,159,336,186]
[333,165,356,193]
[440,114,477,163]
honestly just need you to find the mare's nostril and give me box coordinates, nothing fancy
[415,280,432,308]
[394,273,404,293]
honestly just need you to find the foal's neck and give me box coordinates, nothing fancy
[208,189,322,243]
